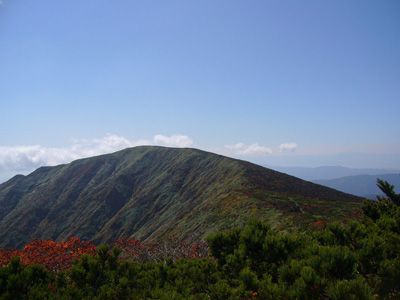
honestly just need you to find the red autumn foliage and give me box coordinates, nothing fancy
[0,237,96,271]
[0,237,209,271]
[0,248,14,267]
[311,219,327,230]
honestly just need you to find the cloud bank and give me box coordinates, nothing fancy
[153,134,193,148]
[225,143,273,156]
[0,134,193,175]
[279,143,298,152]
[223,141,298,156]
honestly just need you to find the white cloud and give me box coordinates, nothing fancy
[279,143,298,152]
[0,134,193,177]
[225,143,273,156]
[153,134,193,148]
[225,143,246,151]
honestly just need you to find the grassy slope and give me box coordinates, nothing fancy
[0,146,362,248]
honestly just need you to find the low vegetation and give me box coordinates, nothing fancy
[0,180,399,299]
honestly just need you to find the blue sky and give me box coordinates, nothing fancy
[0,0,399,181]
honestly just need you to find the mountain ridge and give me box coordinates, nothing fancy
[0,146,362,248]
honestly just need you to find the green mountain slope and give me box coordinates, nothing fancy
[0,146,362,248]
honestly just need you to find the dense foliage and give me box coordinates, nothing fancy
[0,181,398,299]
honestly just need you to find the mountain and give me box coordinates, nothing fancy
[314,173,400,199]
[0,146,362,248]
[267,165,399,181]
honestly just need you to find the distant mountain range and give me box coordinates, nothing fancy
[0,146,362,248]
[314,173,400,199]
[267,165,400,181]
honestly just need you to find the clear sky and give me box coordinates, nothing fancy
[0,0,399,182]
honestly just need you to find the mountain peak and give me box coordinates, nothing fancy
[0,147,362,248]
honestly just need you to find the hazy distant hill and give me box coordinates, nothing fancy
[0,146,362,248]
[268,165,398,181]
[314,173,400,199]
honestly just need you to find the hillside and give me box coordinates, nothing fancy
[315,173,400,199]
[0,146,362,248]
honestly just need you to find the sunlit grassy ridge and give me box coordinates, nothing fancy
[0,146,361,248]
